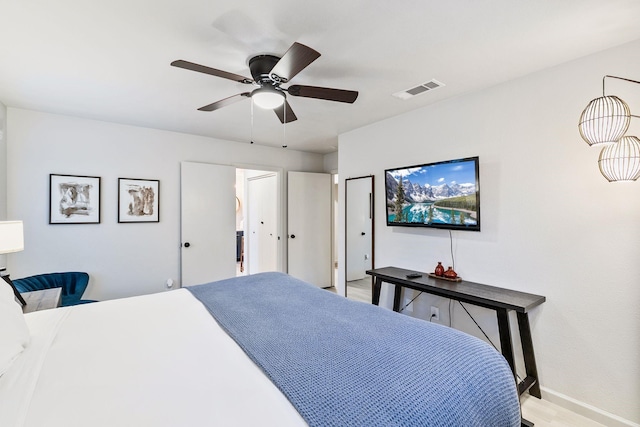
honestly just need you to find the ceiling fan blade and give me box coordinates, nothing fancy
[274,100,298,123]
[198,93,251,112]
[287,85,358,103]
[171,60,253,84]
[269,42,320,83]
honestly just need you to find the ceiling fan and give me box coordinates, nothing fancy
[171,42,358,124]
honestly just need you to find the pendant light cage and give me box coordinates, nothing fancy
[578,95,630,146]
[598,136,640,182]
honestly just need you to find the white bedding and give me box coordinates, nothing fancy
[0,289,307,427]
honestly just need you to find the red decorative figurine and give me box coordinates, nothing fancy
[434,262,445,277]
[443,267,458,279]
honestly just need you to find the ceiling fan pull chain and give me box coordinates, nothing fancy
[283,105,287,148]
[250,99,254,144]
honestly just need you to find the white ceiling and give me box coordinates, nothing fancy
[2,0,640,154]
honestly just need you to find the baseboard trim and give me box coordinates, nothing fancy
[540,387,639,427]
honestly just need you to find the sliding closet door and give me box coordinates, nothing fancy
[180,161,236,286]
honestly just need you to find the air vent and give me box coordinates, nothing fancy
[393,79,445,100]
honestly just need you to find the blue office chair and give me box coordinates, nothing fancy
[12,272,96,307]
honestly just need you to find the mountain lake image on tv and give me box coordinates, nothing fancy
[385,156,480,231]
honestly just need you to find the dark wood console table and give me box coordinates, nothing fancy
[367,266,545,400]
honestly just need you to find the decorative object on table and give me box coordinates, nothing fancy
[0,220,27,306]
[434,262,445,277]
[12,272,96,307]
[118,178,160,223]
[49,174,101,224]
[578,75,640,181]
[428,265,463,282]
[428,273,462,282]
[443,266,458,279]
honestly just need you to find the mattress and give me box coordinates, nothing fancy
[0,289,306,427]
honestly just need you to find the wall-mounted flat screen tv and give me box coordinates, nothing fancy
[385,156,480,231]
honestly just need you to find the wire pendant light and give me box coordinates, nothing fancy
[578,95,630,146]
[578,75,640,181]
[598,136,640,182]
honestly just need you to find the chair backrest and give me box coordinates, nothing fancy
[12,272,89,307]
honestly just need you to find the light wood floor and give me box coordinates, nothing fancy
[521,395,605,426]
[345,277,373,303]
[325,285,605,426]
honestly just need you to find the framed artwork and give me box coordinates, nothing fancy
[49,174,101,224]
[118,178,160,223]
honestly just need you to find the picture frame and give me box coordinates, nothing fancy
[49,174,101,224]
[118,178,160,223]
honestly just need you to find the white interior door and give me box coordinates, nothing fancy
[181,161,236,286]
[247,173,278,274]
[346,177,373,281]
[287,171,331,288]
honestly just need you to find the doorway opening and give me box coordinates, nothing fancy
[236,168,281,277]
[332,172,339,291]
[345,175,374,303]
[180,162,283,287]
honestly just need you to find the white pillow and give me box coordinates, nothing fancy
[0,278,30,376]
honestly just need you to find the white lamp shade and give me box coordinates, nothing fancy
[598,136,640,182]
[0,221,24,254]
[252,87,285,109]
[578,95,630,146]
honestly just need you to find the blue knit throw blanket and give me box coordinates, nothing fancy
[187,272,520,427]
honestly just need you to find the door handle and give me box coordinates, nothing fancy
[361,232,366,235]
[290,234,296,239]
[183,242,191,248]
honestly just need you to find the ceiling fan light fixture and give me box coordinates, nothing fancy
[252,87,285,109]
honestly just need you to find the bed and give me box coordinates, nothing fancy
[0,272,521,426]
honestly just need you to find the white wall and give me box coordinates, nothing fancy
[323,150,338,172]
[0,102,6,270]
[338,39,640,425]
[6,108,324,301]
[0,102,6,220]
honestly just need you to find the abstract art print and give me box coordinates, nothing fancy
[118,178,159,223]
[49,174,101,224]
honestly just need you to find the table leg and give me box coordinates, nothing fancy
[496,308,516,377]
[392,285,402,312]
[497,310,535,426]
[521,418,535,427]
[372,277,382,305]
[517,312,541,398]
